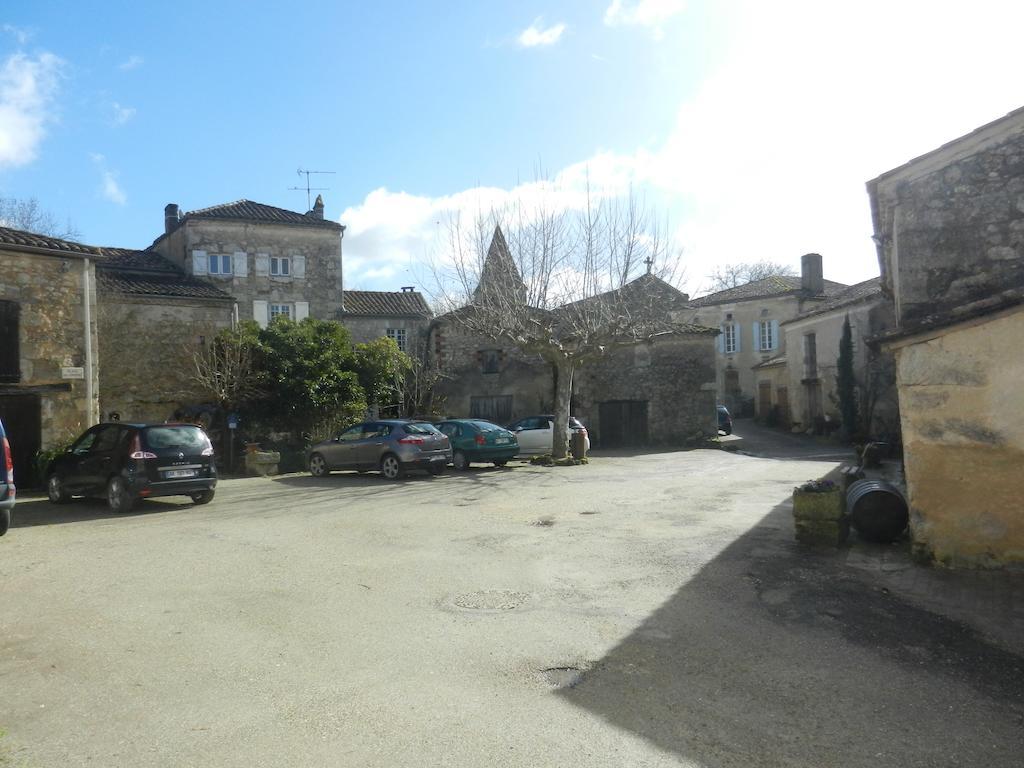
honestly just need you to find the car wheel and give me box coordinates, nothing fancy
[429,463,445,476]
[380,454,404,480]
[107,476,135,514]
[47,473,71,504]
[493,460,508,467]
[309,453,329,477]
[452,451,469,471]
[191,489,215,505]
[0,509,9,536]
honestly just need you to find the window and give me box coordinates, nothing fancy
[480,349,500,374]
[0,300,20,383]
[337,425,365,442]
[723,323,737,354]
[207,254,233,275]
[270,303,293,320]
[270,256,290,276]
[386,328,407,352]
[758,320,775,352]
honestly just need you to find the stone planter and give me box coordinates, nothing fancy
[792,488,848,546]
[245,450,281,477]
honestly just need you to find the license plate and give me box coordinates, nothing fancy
[495,438,509,444]
[164,469,197,479]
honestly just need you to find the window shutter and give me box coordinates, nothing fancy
[255,253,270,277]
[294,301,309,321]
[734,324,741,353]
[753,322,760,351]
[771,320,780,350]
[233,252,248,277]
[253,300,269,329]
[292,255,306,278]
[192,250,208,275]
[717,325,724,353]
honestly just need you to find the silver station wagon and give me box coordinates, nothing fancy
[307,420,452,480]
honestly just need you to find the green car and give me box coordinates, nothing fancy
[436,419,519,470]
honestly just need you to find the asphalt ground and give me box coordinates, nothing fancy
[1,440,1022,767]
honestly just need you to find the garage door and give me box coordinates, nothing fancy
[598,400,649,448]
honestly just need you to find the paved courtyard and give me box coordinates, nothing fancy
[2,432,1022,767]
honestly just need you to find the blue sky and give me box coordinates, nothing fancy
[2,1,1023,296]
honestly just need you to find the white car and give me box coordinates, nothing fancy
[507,414,591,456]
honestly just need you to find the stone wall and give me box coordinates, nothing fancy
[892,306,1024,567]
[153,219,344,324]
[0,248,99,449]
[872,116,1024,326]
[97,294,233,423]
[574,334,718,445]
[342,315,430,351]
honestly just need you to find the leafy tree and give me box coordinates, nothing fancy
[0,196,80,240]
[836,314,859,439]
[353,337,413,415]
[705,260,795,291]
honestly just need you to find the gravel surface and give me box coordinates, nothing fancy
[1,445,1021,767]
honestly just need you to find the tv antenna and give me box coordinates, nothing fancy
[288,167,335,210]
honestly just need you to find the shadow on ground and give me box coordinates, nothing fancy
[11,496,186,528]
[557,497,1024,767]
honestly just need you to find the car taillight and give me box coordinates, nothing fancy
[475,434,485,445]
[129,434,157,460]
[397,437,424,445]
[3,436,13,484]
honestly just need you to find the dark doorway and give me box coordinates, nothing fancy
[469,395,513,425]
[0,394,42,486]
[599,400,649,448]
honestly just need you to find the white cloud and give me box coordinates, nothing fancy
[118,55,143,71]
[603,0,685,38]
[342,0,1024,295]
[111,101,136,125]
[517,18,566,48]
[2,24,32,45]
[91,153,127,205]
[0,51,63,169]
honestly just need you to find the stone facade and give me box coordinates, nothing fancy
[0,233,101,481]
[685,255,849,417]
[97,296,233,423]
[869,106,1024,567]
[153,209,343,327]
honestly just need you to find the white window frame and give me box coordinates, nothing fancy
[758,320,774,352]
[723,323,737,354]
[270,303,293,321]
[207,254,233,275]
[270,256,291,276]
[386,328,407,352]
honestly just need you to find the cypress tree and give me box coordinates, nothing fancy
[836,314,859,439]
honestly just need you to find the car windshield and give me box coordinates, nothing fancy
[471,421,502,432]
[143,425,209,450]
[403,422,439,435]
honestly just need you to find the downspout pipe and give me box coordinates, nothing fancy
[82,257,96,426]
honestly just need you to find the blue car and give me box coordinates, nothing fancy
[0,418,14,535]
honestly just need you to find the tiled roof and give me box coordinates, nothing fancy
[97,270,233,300]
[340,290,432,317]
[184,199,343,229]
[97,248,179,273]
[785,277,884,323]
[689,275,848,307]
[0,226,100,256]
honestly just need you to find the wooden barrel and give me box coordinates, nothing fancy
[846,480,908,543]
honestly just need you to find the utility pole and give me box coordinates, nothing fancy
[288,168,335,210]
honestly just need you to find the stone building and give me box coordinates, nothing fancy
[95,249,235,423]
[868,106,1024,567]
[686,255,848,417]
[151,196,345,327]
[0,227,101,482]
[338,288,432,352]
[429,228,718,447]
[752,278,898,433]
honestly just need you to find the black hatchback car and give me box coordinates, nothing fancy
[47,422,217,513]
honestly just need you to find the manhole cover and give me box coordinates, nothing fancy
[450,589,530,612]
[541,666,583,689]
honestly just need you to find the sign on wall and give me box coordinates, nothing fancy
[60,366,85,379]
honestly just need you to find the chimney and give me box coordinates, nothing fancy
[801,253,823,295]
[309,194,325,220]
[164,203,180,234]
[401,286,415,293]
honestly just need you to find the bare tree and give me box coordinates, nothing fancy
[190,328,259,409]
[430,185,686,458]
[705,260,795,291]
[0,196,81,240]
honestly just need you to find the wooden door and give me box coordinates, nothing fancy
[0,394,41,486]
[758,381,772,420]
[598,400,649,448]
[776,387,791,427]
